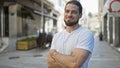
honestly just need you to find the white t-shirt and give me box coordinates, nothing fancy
[50,26,94,68]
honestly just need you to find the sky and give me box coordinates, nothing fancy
[80,0,98,14]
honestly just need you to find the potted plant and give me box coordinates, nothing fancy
[16,37,37,50]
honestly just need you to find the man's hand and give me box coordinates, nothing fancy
[48,49,56,56]
[47,49,62,68]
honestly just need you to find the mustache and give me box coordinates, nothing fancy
[67,16,73,18]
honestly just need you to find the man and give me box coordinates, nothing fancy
[47,0,94,68]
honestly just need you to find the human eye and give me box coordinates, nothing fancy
[65,10,69,13]
[71,10,77,14]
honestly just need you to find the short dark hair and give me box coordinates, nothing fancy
[65,0,83,13]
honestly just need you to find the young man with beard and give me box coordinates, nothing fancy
[47,0,94,68]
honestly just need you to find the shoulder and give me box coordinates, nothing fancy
[52,31,65,39]
[54,31,64,36]
[78,27,94,37]
[76,27,94,53]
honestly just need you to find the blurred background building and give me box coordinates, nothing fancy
[0,0,69,52]
[98,0,120,49]
[0,0,101,52]
[0,0,61,38]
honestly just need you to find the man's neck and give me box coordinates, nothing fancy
[66,24,80,33]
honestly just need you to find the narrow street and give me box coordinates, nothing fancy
[1,0,120,68]
[0,36,120,68]
[89,36,120,68]
[0,47,49,68]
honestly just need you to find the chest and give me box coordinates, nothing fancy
[55,33,80,55]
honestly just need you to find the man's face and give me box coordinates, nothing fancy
[64,3,81,26]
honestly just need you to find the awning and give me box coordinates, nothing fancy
[16,0,57,20]
[16,0,42,12]
[34,10,57,20]
[21,6,35,19]
[2,0,57,20]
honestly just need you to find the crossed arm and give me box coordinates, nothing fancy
[47,48,90,68]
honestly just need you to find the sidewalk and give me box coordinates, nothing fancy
[0,37,120,68]
[89,36,120,68]
[0,47,49,68]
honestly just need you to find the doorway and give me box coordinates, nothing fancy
[4,6,9,37]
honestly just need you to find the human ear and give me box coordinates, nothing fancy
[79,13,82,18]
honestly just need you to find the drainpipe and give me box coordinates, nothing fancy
[1,7,4,37]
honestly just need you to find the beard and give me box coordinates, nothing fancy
[64,20,79,26]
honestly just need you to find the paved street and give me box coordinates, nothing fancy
[0,48,49,68]
[89,37,120,68]
[0,36,120,68]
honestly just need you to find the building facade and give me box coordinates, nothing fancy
[0,0,60,38]
[98,0,120,47]
[0,0,61,52]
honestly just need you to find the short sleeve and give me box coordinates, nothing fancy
[76,31,94,53]
[50,35,56,50]
[50,33,60,50]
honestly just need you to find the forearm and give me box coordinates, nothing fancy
[48,49,89,68]
[52,49,90,68]
[52,51,78,68]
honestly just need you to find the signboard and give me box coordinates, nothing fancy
[109,0,120,12]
